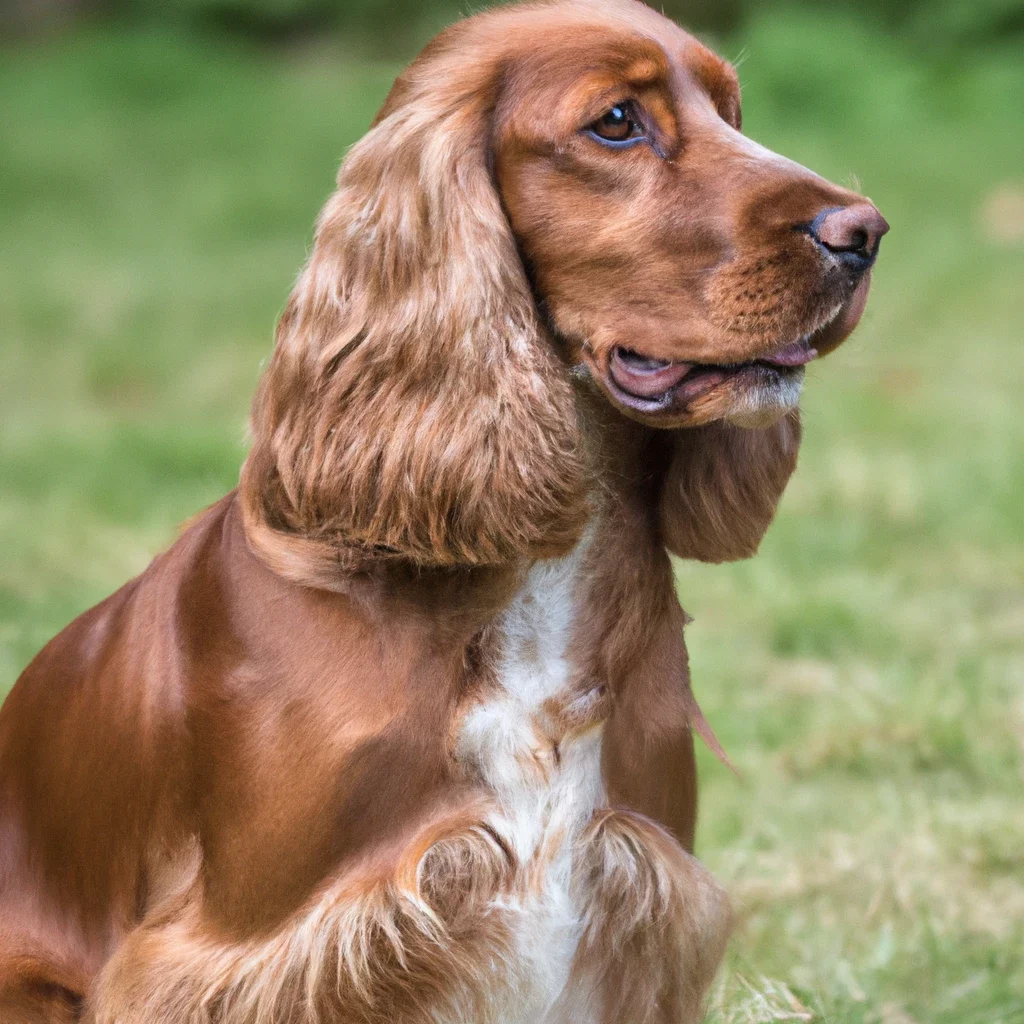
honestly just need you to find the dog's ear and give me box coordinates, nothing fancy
[240,60,587,586]
[658,412,801,563]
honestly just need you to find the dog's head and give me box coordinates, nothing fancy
[492,2,886,429]
[242,0,886,579]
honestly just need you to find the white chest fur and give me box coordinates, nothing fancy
[456,534,604,1022]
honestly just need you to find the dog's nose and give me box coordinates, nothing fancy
[807,203,889,266]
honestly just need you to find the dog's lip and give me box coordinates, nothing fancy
[757,338,818,368]
[609,347,692,397]
[607,338,816,405]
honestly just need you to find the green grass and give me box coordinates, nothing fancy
[2,10,1023,1022]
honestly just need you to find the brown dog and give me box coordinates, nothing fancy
[0,1,886,1021]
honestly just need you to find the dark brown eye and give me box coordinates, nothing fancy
[588,103,643,144]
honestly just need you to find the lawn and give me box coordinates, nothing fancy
[2,10,1023,1023]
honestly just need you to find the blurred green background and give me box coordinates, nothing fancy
[2,0,1023,1021]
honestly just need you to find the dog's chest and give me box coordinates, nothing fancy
[456,536,605,1020]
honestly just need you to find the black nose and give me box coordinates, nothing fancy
[808,203,889,268]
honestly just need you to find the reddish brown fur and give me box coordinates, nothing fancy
[0,0,885,1020]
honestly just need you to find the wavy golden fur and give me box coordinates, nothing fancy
[241,40,587,581]
[0,0,885,1021]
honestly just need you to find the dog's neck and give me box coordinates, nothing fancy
[347,383,662,615]
[236,374,668,642]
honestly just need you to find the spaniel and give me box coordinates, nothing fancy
[0,1,887,1021]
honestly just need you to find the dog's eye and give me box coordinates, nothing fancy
[586,103,645,146]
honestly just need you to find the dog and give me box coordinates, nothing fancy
[0,0,887,1020]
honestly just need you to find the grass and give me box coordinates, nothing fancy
[2,9,1023,1022]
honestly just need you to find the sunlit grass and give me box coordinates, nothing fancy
[2,11,1023,1021]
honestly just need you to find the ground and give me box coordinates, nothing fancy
[1,12,1022,1023]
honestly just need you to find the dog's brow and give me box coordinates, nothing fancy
[622,56,664,87]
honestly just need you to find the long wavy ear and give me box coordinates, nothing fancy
[658,412,801,563]
[240,50,587,586]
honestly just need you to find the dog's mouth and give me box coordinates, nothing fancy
[598,271,874,420]
[606,338,816,411]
